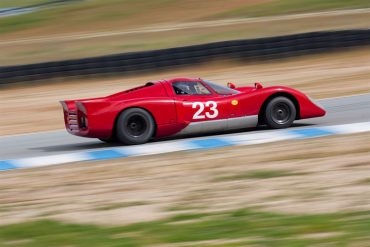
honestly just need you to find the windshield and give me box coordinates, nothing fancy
[172,81,211,95]
[202,79,239,95]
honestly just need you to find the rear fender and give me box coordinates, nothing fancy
[112,98,177,138]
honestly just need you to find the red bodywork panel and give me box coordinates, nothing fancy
[61,78,325,139]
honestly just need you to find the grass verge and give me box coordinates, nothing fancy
[0,0,46,8]
[1,1,369,65]
[0,208,369,246]
[212,0,370,19]
[1,0,369,35]
[214,169,309,181]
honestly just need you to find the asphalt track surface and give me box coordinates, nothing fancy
[0,93,369,160]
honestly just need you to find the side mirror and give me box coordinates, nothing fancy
[227,82,236,89]
[255,82,263,89]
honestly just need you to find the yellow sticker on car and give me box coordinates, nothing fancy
[231,100,238,106]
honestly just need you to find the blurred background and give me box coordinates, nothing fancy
[0,1,370,246]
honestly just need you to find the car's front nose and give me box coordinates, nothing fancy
[305,96,326,118]
[308,96,325,110]
[298,95,326,119]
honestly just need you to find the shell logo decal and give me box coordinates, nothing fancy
[231,100,238,106]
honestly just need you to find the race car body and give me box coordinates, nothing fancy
[61,78,325,144]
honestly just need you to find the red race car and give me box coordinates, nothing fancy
[61,78,325,144]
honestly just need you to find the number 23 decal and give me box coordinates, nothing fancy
[192,101,218,119]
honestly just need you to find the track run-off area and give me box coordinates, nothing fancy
[0,93,370,171]
[1,8,369,46]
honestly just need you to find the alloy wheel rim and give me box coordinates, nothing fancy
[126,115,147,136]
[271,102,291,124]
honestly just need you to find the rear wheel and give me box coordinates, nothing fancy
[116,108,155,145]
[264,96,296,129]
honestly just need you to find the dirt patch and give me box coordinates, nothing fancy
[0,132,369,226]
[1,48,369,136]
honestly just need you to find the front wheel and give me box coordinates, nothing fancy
[116,108,155,145]
[264,96,296,129]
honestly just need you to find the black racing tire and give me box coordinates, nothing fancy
[264,96,296,129]
[116,108,155,145]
